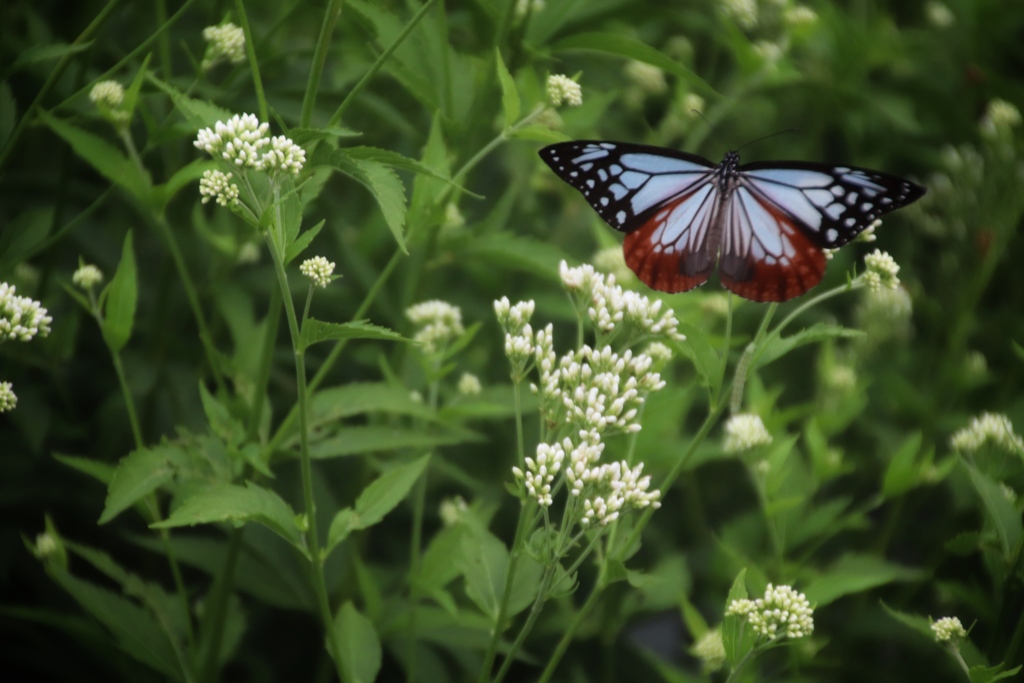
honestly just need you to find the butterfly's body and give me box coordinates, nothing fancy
[540,141,925,302]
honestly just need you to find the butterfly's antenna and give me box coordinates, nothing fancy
[692,110,723,147]
[736,128,801,152]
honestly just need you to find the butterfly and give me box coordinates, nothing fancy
[539,140,926,302]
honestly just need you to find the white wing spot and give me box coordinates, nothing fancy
[825,203,845,220]
[586,179,595,189]
[860,202,872,212]
[881,197,892,205]
[609,164,623,176]
[573,150,609,163]
[598,169,608,181]
[600,197,609,206]
[616,210,627,224]
[845,192,859,205]
[844,217,856,227]
[580,162,593,171]
[609,183,627,200]
[826,228,838,242]
[620,171,647,189]
[831,186,845,197]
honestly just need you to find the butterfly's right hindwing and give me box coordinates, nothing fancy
[539,141,715,234]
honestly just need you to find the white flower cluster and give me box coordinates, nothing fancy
[592,246,632,283]
[199,170,240,207]
[784,5,818,27]
[753,40,784,65]
[513,442,565,507]
[0,381,16,413]
[950,412,1024,454]
[494,297,536,368]
[690,630,726,673]
[862,249,901,291]
[194,114,305,175]
[624,60,667,94]
[981,98,1022,137]
[89,80,124,108]
[579,459,660,526]
[931,616,967,642]
[72,264,103,290]
[723,413,772,453]
[558,261,685,343]
[299,256,335,288]
[514,0,545,19]
[202,22,246,69]
[438,495,468,526]
[926,2,955,28]
[726,583,815,640]
[720,0,758,29]
[406,300,464,354]
[457,372,482,396]
[547,74,583,107]
[0,282,52,342]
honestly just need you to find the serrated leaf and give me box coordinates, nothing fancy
[880,601,935,640]
[122,53,152,119]
[677,321,719,391]
[330,155,407,252]
[53,453,115,485]
[494,47,520,129]
[308,427,475,459]
[352,455,430,529]
[754,323,864,369]
[300,318,405,350]
[309,382,434,424]
[101,231,138,353]
[284,219,325,264]
[342,146,469,194]
[198,381,244,446]
[40,111,152,201]
[153,159,214,210]
[722,569,754,668]
[289,126,362,145]
[335,602,382,683]
[100,444,185,524]
[457,528,509,621]
[147,75,233,129]
[803,554,923,607]
[552,32,717,97]
[0,207,53,271]
[969,664,1023,683]
[11,42,94,71]
[882,432,924,498]
[151,482,301,546]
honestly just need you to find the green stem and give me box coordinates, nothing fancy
[233,0,268,123]
[155,0,172,81]
[109,347,144,449]
[197,528,244,683]
[267,215,346,683]
[724,647,758,683]
[248,290,281,442]
[492,565,558,683]
[536,582,602,683]
[330,0,439,126]
[0,0,125,172]
[302,0,345,128]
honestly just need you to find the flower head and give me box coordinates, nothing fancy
[300,256,336,288]
[624,60,667,94]
[720,0,758,29]
[0,381,16,413]
[195,114,270,168]
[690,629,726,673]
[926,2,955,28]
[592,246,632,283]
[513,441,566,507]
[547,74,583,107]
[862,249,901,291]
[950,412,1024,454]
[0,282,52,342]
[89,80,124,108]
[578,459,661,526]
[931,616,967,643]
[723,413,772,453]
[458,372,482,396]
[784,5,818,27]
[438,496,468,526]
[199,170,240,206]
[726,584,814,640]
[72,264,104,290]
[407,300,464,354]
[981,98,1022,137]
[202,22,246,70]
[258,135,306,175]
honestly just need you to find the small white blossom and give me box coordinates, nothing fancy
[513,441,566,507]
[0,282,52,342]
[823,364,857,391]
[624,60,667,94]
[0,381,16,412]
[89,80,124,108]
[407,300,464,354]
[194,113,270,169]
[202,22,246,69]
[34,531,57,558]
[443,202,465,231]
[690,630,726,673]
[438,496,468,526]
[699,294,731,317]
[580,459,661,526]
[300,256,335,288]
[547,74,583,107]
[753,41,784,65]
[784,5,818,27]
[458,372,482,396]
[720,0,758,28]
[981,98,1022,137]
[726,584,814,640]
[931,616,967,642]
[72,264,103,290]
[684,93,705,116]
[514,0,545,19]
[199,170,240,206]
[592,246,632,282]
[950,412,1024,454]
[863,249,901,291]
[257,135,306,175]
[723,413,772,453]
[644,341,673,365]
[926,2,955,28]
[237,242,261,265]
[1000,482,1017,504]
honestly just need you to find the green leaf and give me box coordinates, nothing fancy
[679,592,709,640]
[11,42,94,71]
[551,32,717,97]
[101,231,138,353]
[147,75,233,129]
[508,125,568,144]
[53,453,115,485]
[416,524,466,592]
[40,111,152,201]
[494,47,520,129]
[331,155,407,252]
[153,159,214,210]
[289,126,362,145]
[754,323,863,369]
[963,461,1023,559]
[309,382,435,424]
[969,664,1023,683]
[122,53,152,119]
[458,234,570,280]
[49,566,181,678]
[882,432,924,498]
[0,207,53,272]
[457,527,510,621]
[300,318,406,350]
[677,321,719,391]
[151,482,301,547]
[198,381,244,446]
[100,444,184,524]
[326,455,430,552]
[309,426,474,459]
[335,602,382,683]
[722,569,754,668]
[284,219,326,265]
[803,554,923,607]
[342,146,469,195]
[880,601,935,640]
